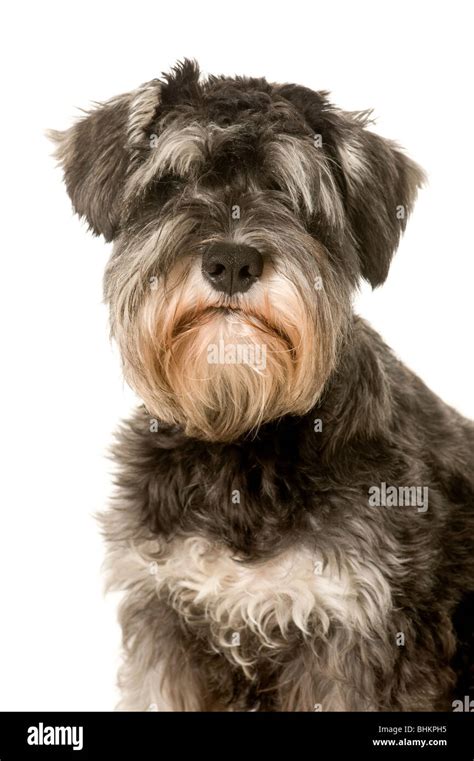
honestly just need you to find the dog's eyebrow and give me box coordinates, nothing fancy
[264,135,343,225]
[125,123,208,200]
[124,121,249,201]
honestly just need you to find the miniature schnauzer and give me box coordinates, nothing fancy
[50,60,474,711]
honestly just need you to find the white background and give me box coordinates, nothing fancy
[1,0,472,710]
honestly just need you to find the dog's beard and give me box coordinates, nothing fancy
[116,258,340,442]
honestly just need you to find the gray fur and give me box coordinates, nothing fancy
[51,60,474,711]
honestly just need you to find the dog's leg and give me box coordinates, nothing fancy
[116,594,204,711]
[104,536,254,711]
[116,592,246,711]
[276,637,381,712]
[276,612,457,711]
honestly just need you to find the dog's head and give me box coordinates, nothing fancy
[51,60,424,441]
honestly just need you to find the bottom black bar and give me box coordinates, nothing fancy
[0,712,472,759]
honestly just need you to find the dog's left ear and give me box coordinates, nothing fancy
[48,80,161,241]
[278,84,426,287]
[336,114,426,288]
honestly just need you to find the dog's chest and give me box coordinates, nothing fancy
[121,535,391,667]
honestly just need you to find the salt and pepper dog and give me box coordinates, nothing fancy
[51,60,474,711]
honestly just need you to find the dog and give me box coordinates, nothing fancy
[50,59,474,711]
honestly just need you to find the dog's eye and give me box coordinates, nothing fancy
[159,174,184,189]
[156,175,184,194]
[268,179,285,194]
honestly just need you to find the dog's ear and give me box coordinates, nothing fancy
[277,84,426,287]
[335,113,426,288]
[48,80,162,241]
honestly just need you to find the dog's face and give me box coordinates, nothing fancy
[52,60,424,441]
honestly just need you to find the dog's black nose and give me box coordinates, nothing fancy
[202,242,263,296]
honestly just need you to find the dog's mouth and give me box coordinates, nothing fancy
[169,304,295,355]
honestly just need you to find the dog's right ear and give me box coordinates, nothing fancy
[48,80,161,241]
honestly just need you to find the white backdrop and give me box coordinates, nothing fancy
[1,0,472,710]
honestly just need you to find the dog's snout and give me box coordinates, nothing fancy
[202,242,263,296]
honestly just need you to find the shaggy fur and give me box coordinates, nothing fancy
[51,60,474,711]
